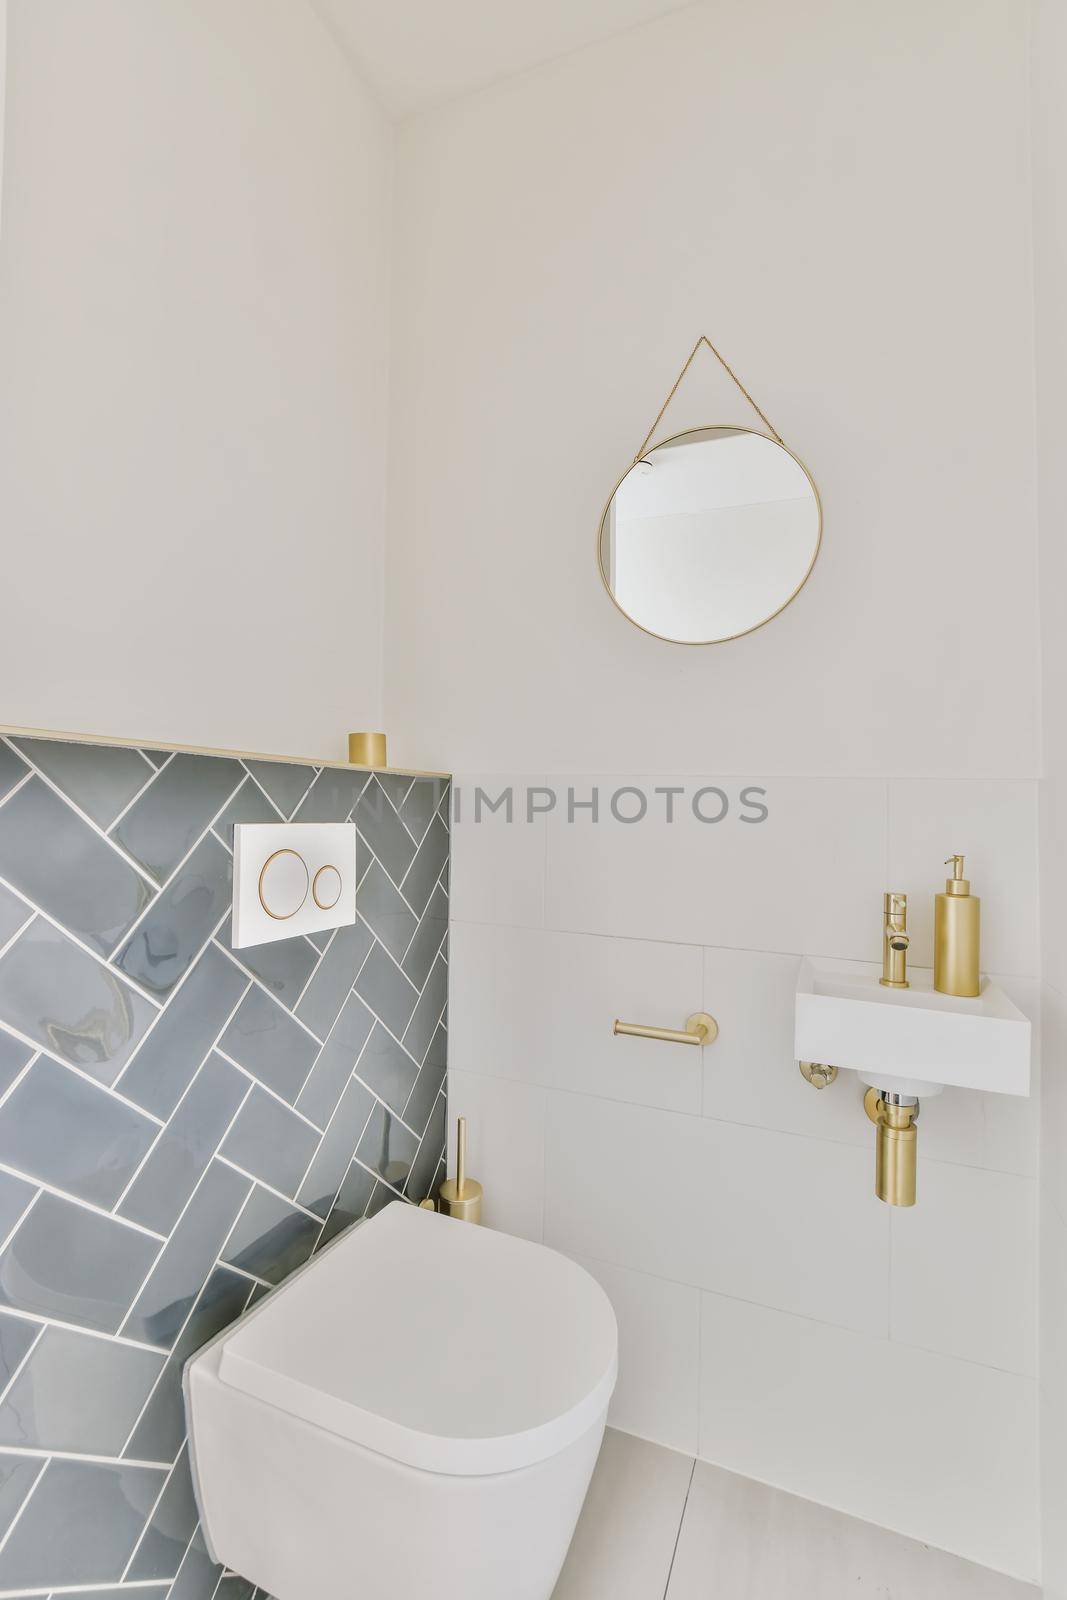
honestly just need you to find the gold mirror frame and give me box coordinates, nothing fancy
[596,424,823,646]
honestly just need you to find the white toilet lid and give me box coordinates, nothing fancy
[217,1202,618,1476]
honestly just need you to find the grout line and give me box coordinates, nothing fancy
[238,768,288,823]
[212,1049,325,1134]
[292,1030,378,1195]
[214,1159,324,1226]
[0,1446,170,1469]
[115,1094,257,1342]
[0,1322,46,1409]
[113,955,251,1099]
[104,760,171,832]
[0,881,163,1012]
[0,1160,167,1242]
[0,1456,50,1561]
[215,1257,273,1292]
[661,1457,697,1600]
[0,1053,38,1115]
[104,773,247,962]
[5,1585,171,1597]
[0,1306,168,1356]
[110,909,240,1088]
[209,942,325,1048]
[0,908,36,966]
[0,770,35,811]
[2,741,159,892]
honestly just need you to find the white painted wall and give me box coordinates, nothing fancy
[1033,0,1067,1592]
[384,0,1038,781]
[0,0,392,760]
[386,0,1043,1578]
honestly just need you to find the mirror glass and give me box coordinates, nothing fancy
[598,427,821,644]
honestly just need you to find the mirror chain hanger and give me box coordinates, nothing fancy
[633,334,783,464]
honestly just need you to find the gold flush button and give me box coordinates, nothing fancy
[313,864,343,910]
[258,848,310,920]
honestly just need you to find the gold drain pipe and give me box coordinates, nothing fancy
[864,1088,919,1207]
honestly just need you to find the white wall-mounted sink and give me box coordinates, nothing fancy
[794,957,1031,1097]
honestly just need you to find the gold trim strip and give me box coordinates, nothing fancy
[0,723,451,781]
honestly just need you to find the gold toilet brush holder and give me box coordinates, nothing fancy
[437,1117,482,1224]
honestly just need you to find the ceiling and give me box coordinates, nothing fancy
[313,0,695,116]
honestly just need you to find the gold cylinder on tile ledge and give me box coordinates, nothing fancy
[348,731,387,768]
[438,1118,482,1224]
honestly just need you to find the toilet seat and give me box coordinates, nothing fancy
[217,1203,617,1477]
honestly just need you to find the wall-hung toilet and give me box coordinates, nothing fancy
[185,1202,618,1600]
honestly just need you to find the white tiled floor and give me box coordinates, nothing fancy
[553,1429,1040,1599]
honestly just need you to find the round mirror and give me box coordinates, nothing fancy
[597,427,821,644]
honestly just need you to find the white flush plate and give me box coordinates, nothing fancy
[233,823,357,949]
[794,956,1031,1097]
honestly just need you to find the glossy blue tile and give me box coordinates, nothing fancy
[0,1056,158,1207]
[11,738,153,829]
[298,1076,375,1218]
[291,767,367,824]
[0,919,157,1084]
[221,1186,320,1284]
[218,984,318,1102]
[403,952,448,1065]
[124,1267,253,1464]
[295,920,372,1041]
[122,1161,249,1348]
[243,761,314,819]
[0,1326,163,1455]
[0,882,29,950]
[399,812,450,916]
[0,742,29,802]
[353,779,416,886]
[0,1312,37,1389]
[219,915,317,1009]
[356,1100,418,1191]
[115,835,232,998]
[0,1458,164,1589]
[221,1089,319,1198]
[355,1024,419,1119]
[118,943,248,1117]
[119,1053,246,1234]
[296,991,374,1128]
[126,1446,199,1580]
[357,861,417,962]
[354,942,418,1040]
[0,1190,159,1334]
[0,1455,44,1542]
[111,755,243,884]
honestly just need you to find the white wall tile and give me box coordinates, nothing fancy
[543,1091,889,1337]
[1042,983,1067,1230]
[449,774,546,928]
[699,1291,1039,1582]
[1041,1202,1067,1599]
[447,1069,545,1242]
[570,1253,700,1455]
[544,777,888,960]
[891,1161,1036,1376]
[887,780,1039,978]
[449,923,704,1114]
[702,945,868,1149]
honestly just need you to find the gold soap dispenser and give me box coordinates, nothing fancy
[934,854,981,997]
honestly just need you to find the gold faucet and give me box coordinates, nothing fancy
[880,892,910,988]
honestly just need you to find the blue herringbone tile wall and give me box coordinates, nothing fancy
[0,736,449,1600]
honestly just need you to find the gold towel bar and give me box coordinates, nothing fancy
[613,1012,719,1047]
